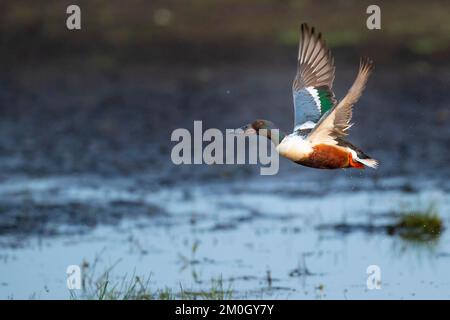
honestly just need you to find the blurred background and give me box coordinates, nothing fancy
[0,0,450,299]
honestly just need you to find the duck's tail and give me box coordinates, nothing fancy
[338,138,379,169]
[356,158,379,169]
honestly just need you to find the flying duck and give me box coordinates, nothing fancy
[239,23,378,169]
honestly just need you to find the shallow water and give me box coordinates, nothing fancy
[0,173,449,299]
[1,27,449,299]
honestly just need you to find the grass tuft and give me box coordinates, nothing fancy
[389,204,443,242]
[70,260,232,300]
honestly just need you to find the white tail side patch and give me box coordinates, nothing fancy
[356,158,378,169]
[348,148,379,169]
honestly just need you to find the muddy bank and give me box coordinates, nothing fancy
[2,61,450,177]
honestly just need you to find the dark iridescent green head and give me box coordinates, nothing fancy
[239,119,275,135]
[237,119,284,144]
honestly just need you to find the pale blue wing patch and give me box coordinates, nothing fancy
[293,88,320,124]
[293,85,336,130]
[293,87,321,128]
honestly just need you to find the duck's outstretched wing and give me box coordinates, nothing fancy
[306,58,374,145]
[292,24,336,131]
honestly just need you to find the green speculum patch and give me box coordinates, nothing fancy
[317,88,333,114]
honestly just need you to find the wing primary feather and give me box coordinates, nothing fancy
[306,57,374,145]
[293,24,337,130]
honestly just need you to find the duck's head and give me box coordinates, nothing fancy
[235,120,284,145]
[238,120,275,135]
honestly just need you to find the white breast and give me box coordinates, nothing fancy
[276,134,314,162]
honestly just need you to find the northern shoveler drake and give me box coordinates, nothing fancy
[238,23,378,169]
